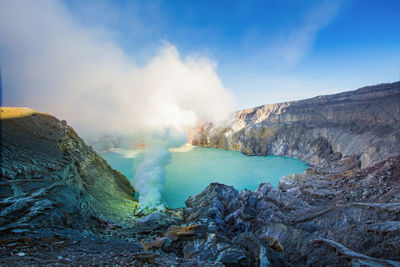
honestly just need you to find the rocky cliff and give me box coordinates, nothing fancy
[192,82,400,168]
[0,107,136,232]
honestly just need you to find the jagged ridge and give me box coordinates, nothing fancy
[192,81,400,168]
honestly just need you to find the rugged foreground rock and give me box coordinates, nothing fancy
[1,154,399,266]
[192,82,400,168]
[181,155,400,266]
[1,79,400,267]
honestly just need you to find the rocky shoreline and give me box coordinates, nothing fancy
[1,82,400,266]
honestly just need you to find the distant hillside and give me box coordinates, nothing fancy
[193,81,400,168]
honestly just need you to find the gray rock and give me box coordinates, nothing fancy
[192,82,400,168]
[180,155,400,266]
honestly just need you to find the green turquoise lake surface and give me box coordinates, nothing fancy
[102,146,307,208]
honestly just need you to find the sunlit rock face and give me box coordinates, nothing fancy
[192,81,400,168]
[0,107,136,232]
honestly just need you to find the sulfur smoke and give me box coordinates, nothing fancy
[134,129,187,213]
[0,0,234,135]
[0,0,234,211]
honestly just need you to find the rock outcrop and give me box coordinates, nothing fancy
[192,82,400,168]
[0,107,136,233]
[182,155,400,266]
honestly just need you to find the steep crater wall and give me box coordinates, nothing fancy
[192,82,400,168]
[0,107,136,232]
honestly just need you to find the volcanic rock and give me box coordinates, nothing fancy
[182,155,400,266]
[0,107,136,232]
[192,82,400,168]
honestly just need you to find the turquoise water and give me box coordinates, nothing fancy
[102,146,307,208]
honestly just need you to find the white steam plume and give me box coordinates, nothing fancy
[134,129,187,212]
[0,0,235,211]
[0,0,234,136]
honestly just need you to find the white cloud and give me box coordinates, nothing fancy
[0,0,234,136]
[259,0,343,70]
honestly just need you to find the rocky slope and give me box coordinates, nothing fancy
[192,82,400,168]
[0,107,136,232]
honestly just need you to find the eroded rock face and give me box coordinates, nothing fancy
[180,156,400,266]
[0,107,136,233]
[192,82,400,168]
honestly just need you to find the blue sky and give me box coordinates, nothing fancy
[0,0,400,113]
[2,0,400,110]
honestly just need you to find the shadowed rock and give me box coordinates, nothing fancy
[182,155,400,266]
